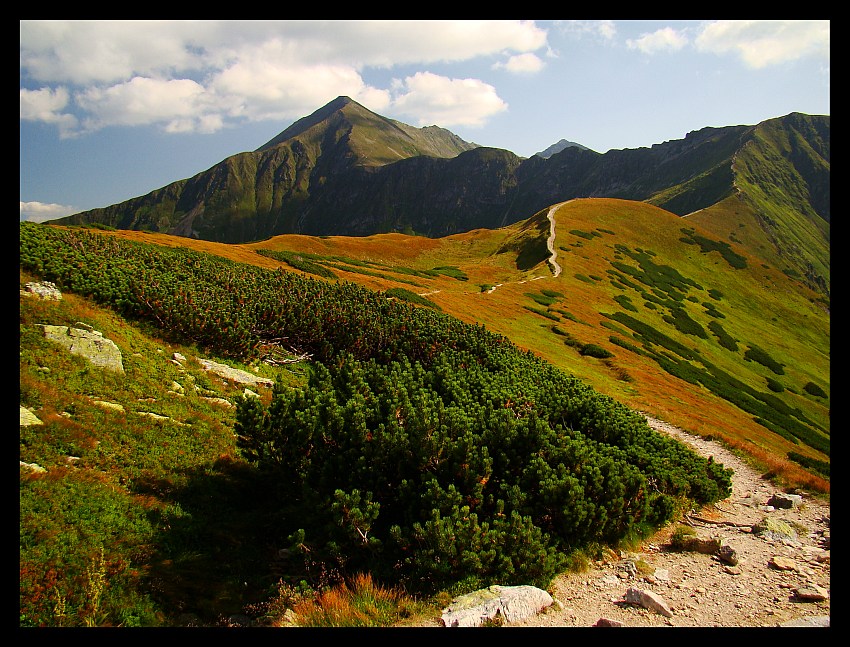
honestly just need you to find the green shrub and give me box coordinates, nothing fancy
[235,351,731,595]
[385,288,441,311]
[613,295,638,312]
[744,345,785,375]
[525,305,560,321]
[526,292,557,306]
[679,229,747,269]
[579,344,613,359]
[663,307,708,339]
[803,382,828,398]
[786,452,829,478]
[609,336,643,355]
[766,378,785,393]
[708,288,723,300]
[707,321,738,352]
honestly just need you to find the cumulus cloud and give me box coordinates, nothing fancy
[390,71,508,128]
[493,52,545,74]
[695,20,829,69]
[206,39,391,123]
[75,77,208,132]
[19,20,219,85]
[626,27,689,54]
[20,201,77,222]
[20,86,78,135]
[20,20,547,137]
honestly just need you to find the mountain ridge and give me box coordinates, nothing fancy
[55,97,829,296]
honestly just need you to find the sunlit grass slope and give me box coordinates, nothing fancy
[93,197,829,491]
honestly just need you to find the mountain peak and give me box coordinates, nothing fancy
[534,139,590,159]
[255,96,360,152]
[256,94,477,167]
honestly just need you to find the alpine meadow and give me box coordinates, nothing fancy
[20,97,828,628]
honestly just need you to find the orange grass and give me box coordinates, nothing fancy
[287,573,411,627]
[57,201,829,494]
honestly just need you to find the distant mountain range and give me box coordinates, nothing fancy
[534,139,591,158]
[56,96,829,296]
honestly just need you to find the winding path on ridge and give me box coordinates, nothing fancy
[481,200,569,294]
[545,200,566,278]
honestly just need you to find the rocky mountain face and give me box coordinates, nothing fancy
[56,98,829,295]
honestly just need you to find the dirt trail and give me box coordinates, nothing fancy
[545,201,566,278]
[507,415,831,628]
[482,201,568,295]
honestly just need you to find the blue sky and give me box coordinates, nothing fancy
[20,20,830,223]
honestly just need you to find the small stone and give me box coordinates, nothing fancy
[623,587,673,618]
[718,544,738,565]
[767,493,803,509]
[593,618,625,627]
[795,585,828,602]
[768,556,798,571]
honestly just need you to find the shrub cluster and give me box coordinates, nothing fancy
[236,349,732,594]
[20,222,734,598]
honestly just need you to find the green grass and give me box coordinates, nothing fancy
[20,277,302,626]
[20,190,830,624]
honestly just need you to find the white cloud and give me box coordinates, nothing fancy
[20,201,77,222]
[20,20,547,136]
[626,27,689,54]
[390,71,508,128]
[493,52,545,74]
[207,40,391,123]
[75,76,209,132]
[20,87,78,135]
[19,20,219,85]
[695,20,830,69]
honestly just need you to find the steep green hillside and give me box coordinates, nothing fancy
[57,96,479,243]
[21,217,739,626]
[689,113,829,297]
[256,95,478,163]
[45,197,830,489]
[246,200,830,484]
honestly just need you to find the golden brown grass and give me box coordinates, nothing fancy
[59,200,829,494]
[276,573,431,627]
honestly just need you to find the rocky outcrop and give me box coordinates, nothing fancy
[622,587,673,617]
[41,323,124,373]
[768,493,804,509]
[196,358,274,388]
[20,461,47,473]
[21,281,62,300]
[20,406,43,426]
[440,585,554,627]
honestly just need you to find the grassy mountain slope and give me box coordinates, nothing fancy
[54,103,828,309]
[19,196,828,627]
[21,209,742,627]
[686,113,830,297]
[67,198,829,487]
[20,267,301,626]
